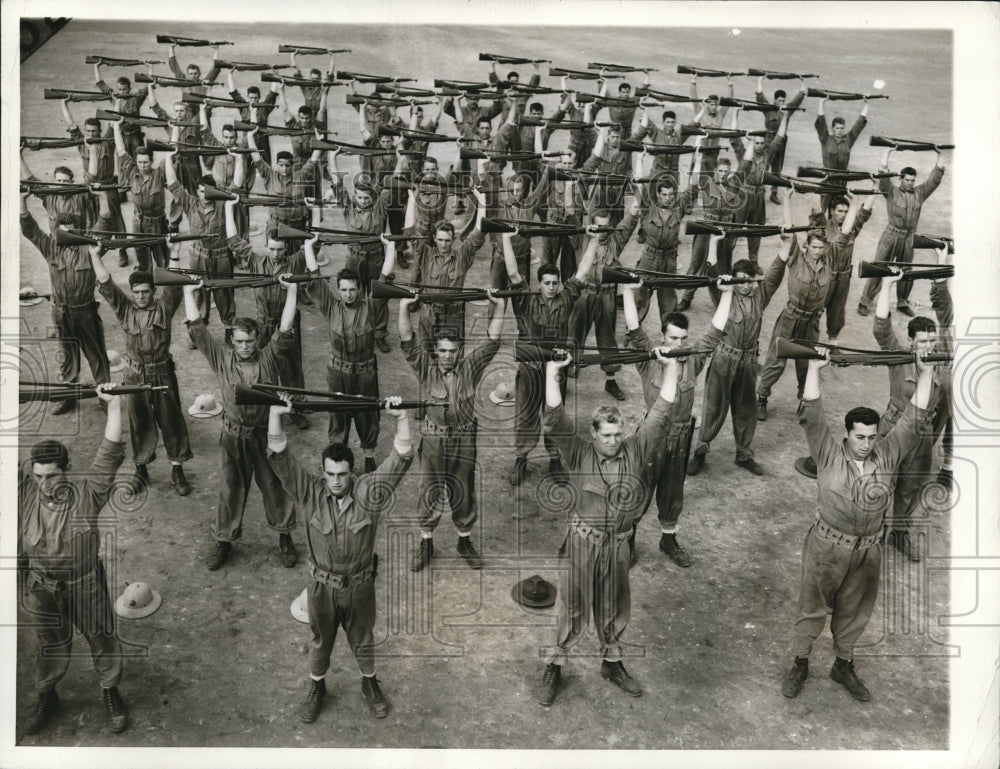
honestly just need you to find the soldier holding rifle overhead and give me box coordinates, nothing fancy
[399,286,506,573]
[247,124,324,233]
[754,73,807,203]
[781,341,939,704]
[94,58,153,158]
[689,71,735,175]
[872,252,953,562]
[857,146,947,318]
[20,190,111,408]
[91,239,192,495]
[814,93,870,173]
[182,268,300,572]
[19,145,95,232]
[112,119,170,271]
[534,346,679,707]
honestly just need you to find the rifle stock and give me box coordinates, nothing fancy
[912,234,954,253]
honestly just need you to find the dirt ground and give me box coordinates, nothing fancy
[10,13,968,762]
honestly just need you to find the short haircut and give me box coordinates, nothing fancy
[537,263,561,282]
[433,328,461,346]
[706,94,720,103]
[806,228,829,246]
[355,182,375,197]
[591,405,623,431]
[56,212,80,227]
[232,317,260,337]
[423,155,439,168]
[336,267,361,287]
[592,209,612,222]
[197,174,214,188]
[774,89,787,100]
[618,82,631,92]
[907,315,937,339]
[900,166,917,177]
[309,68,322,78]
[506,70,519,80]
[716,155,732,167]
[529,101,543,113]
[31,439,70,470]
[476,116,492,128]
[276,151,294,162]
[115,76,131,88]
[434,220,456,237]
[129,270,155,289]
[656,178,677,193]
[321,442,355,471]
[222,124,235,133]
[298,106,313,118]
[247,86,261,96]
[53,165,74,179]
[661,110,676,121]
[831,116,846,127]
[84,117,101,130]
[663,312,689,331]
[134,147,152,161]
[826,195,850,214]
[844,406,880,432]
[732,258,759,276]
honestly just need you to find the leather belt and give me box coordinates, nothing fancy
[715,340,757,359]
[29,565,98,591]
[570,516,632,546]
[422,416,473,436]
[309,561,374,589]
[582,284,615,295]
[785,304,822,319]
[328,356,376,374]
[813,515,882,551]
[223,419,267,439]
[128,357,173,373]
[885,225,914,236]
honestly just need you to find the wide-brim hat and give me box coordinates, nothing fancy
[489,381,515,406]
[115,581,162,619]
[188,393,223,418]
[511,575,556,609]
[315,252,331,267]
[19,286,44,306]
[290,587,309,624]
[107,350,126,373]
[794,455,818,479]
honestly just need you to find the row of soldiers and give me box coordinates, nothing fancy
[19,38,952,731]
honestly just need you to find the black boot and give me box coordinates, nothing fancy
[535,663,561,706]
[547,456,568,485]
[781,657,809,698]
[132,464,149,493]
[508,456,527,487]
[24,690,59,735]
[102,686,129,733]
[361,675,389,718]
[830,658,871,701]
[278,533,299,568]
[171,464,192,496]
[298,678,326,723]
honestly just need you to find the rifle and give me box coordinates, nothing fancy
[588,62,658,73]
[912,234,954,253]
[20,382,169,403]
[214,60,292,72]
[311,137,394,156]
[278,44,351,55]
[856,262,954,281]
[577,347,706,368]
[601,266,762,289]
[776,338,951,366]
[677,65,745,77]
[259,72,342,88]
[548,67,605,81]
[335,70,414,84]
[230,120,328,137]
[763,173,858,196]
[133,72,205,88]
[719,97,799,113]
[86,55,163,66]
[234,384,425,412]
[371,281,532,303]
[632,145,722,159]
[156,34,233,46]
[796,166,899,183]
[152,266,321,290]
[481,218,616,238]
[277,223,415,244]
[201,186,290,207]
[684,220,813,238]
[747,68,818,79]
[56,229,203,250]
[96,108,196,128]
[433,78,492,91]
[635,87,701,104]
[19,290,53,303]
[43,88,112,102]
[377,125,457,143]
[545,167,631,186]
[869,136,954,151]
[146,139,256,156]
[478,53,550,65]
[515,117,590,130]
[807,87,889,101]
[373,83,437,97]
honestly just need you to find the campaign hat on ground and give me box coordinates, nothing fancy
[115,582,162,619]
[188,393,223,418]
[290,587,309,624]
[107,350,126,373]
[19,286,44,306]
[489,382,515,406]
[511,575,556,609]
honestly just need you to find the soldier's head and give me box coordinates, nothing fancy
[83,118,102,140]
[465,94,481,111]
[173,101,193,121]
[354,182,375,210]
[655,178,678,208]
[265,233,289,267]
[662,312,689,350]
[53,166,75,184]
[510,172,531,200]
[336,268,361,306]
[246,86,262,104]
[590,406,624,458]
[528,101,544,120]
[843,407,880,461]
[805,229,828,258]
[114,76,132,97]
[432,328,462,372]
[433,220,456,255]
[899,166,917,192]
[732,258,759,294]
[134,147,153,174]
[320,443,355,497]
[422,156,439,175]
[30,439,72,504]
[276,151,294,176]
[297,105,313,129]
[129,270,155,309]
[309,68,322,82]
[606,125,622,149]
[908,316,938,356]
[831,116,847,136]
[231,318,260,360]
[826,195,850,226]
[412,104,425,122]
[55,212,81,231]
[752,133,768,153]
[186,63,202,81]
[714,155,732,182]
[506,71,520,84]
[773,89,787,108]
[661,109,677,132]
[537,264,561,300]
[476,116,492,140]
[196,174,215,203]
[221,124,238,148]
[592,209,612,243]
[377,131,395,150]
[705,94,720,116]
[618,82,632,98]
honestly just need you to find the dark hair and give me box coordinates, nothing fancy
[774,89,787,100]
[247,86,261,97]
[662,110,676,120]
[537,263,561,282]
[434,220,456,237]
[222,124,235,133]
[831,116,846,127]
[56,212,80,227]
[309,68,322,78]
[591,405,623,431]
[900,166,917,177]
[336,267,361,287]
[907,315,937,339]
[197,174,214,188]
[321,442,355,470]
[663,312,689,331]
[732,258,759,276]
[129,270,155,289]
[84,117,101,130]
[476,116,492,128]
[529,101,543,113]
[115,76,131,88]
[506,70,519,81]
[31,439,70,470]
[656,178,677,194]
[844,406,880,432]
[298,106,313,118]
[826,195,850,214]
[135,147,152,161]
[618,82,631,92]
[806,229,829,246]
[53,165,74,180]
[433,328,461,346]
[276,151,294,162]
[592,209,612,222]
[232,317,260,337]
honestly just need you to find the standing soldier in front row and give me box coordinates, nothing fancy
[90,240,193,496]
[267,395,414,722]
[782,339,938,704]
[19,385,130,735]
[182,271,300,571]
[535,348,679,707]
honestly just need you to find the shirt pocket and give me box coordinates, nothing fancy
[310,509,334,536]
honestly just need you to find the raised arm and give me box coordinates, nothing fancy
[97,384,124,443]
